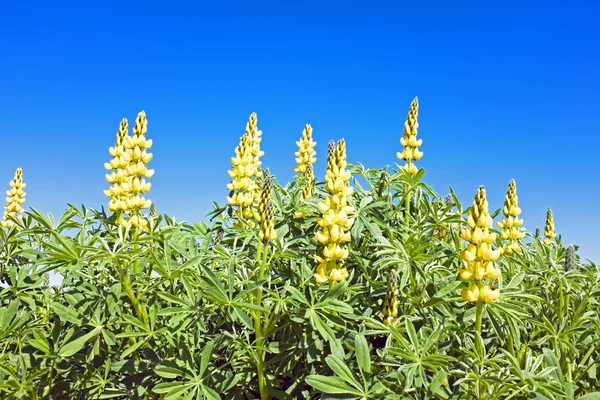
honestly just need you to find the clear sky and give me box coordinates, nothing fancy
[1,1,599,261]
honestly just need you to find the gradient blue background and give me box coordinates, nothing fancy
[1,1,599,261]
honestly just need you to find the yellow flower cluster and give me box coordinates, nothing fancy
[294,124,316,177]
[103,111,154,229]
[396,97,423,175]
[257,169,276,242]
[544,208,556,245]
[226,113,264,222]
[382,270,399,327]
[293,125,317,219]
[314,140,354,284]
[2,168,26,228]
[259,201,276,244]
[497,179,526,253]
[302,163,314,200]
[459,186,501,303]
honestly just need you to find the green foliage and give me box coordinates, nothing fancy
[1,166,599,399]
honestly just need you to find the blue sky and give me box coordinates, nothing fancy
[1,1,599,261]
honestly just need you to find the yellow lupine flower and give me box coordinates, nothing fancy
[104,118,130,215]
[121,111,154,230]
[459,186,502,303]
[294,124,317,176]
[104,112,154,230]
[396,97,423,175]
[293,125,317,219]
[294,163,315,219]
[227,113,263,223]
[314,139,354,284]
[383,270,399,327]
[259,200,276,243]
[257,169,272,221]
[544,208,556,245]
[2,168,26,228]
[257,169,277,242]
[302,162,315,200]
[497,179,526,253]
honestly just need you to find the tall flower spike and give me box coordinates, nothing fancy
[120,111,154,230]
[383,270,399,327]
[396,97,423,175]
[445,193,453,206]
[227,113,263,223]
[259,200,276,243]
[544,208,556,245]
[497,179,526,253]
[257,169,272,221]
[2,168,26,228]
[294,124,317,177]
[459,186,502,304]
[104,118,130,217]
[302,162,314,199]
[565,245,575,271]
[314,139,355,284]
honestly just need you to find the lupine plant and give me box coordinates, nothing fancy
[1,100,599,400]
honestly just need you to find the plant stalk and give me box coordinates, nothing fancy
[253,241,269,400]
[474,299,484,350]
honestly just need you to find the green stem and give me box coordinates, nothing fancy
[405,161,412,219]
[132,222,140,275]
[254,242,269,400]
[474,299,484,352]
[121,268,148,326]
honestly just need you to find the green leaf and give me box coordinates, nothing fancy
[429,370,447,394]
[52,302,83,325]
[305,375,363,396]
[200,341,215,376]
[153,382,195,395]
[155,365,184,379]
[59,326,101,357]
[355,334,371,375]
[576,394,600,400]
[325,355,362,389]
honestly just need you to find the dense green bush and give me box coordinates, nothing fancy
[1,107,599,399]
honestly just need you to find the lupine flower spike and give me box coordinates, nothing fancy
[302,162,314,199]
[295,163,315,219]
[544,208,556,245]
[314,139,354,284]
[459,186,502,304]
[150,202,156,217]
[258,169,276,243]
[565,245,575,271]
[445,193,453,206]
[294,124,317,179]
[383,270,399,327]
[257,169,272,222]
[2,168,26,228]
[497,179,526,253]
[123,111,154,230]
[397,97,423,175]
[104,118,130,218]
[104,113,154,230]
[227,113,264,224]
[293,124,316,217]
[260,201,276,244]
